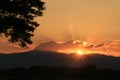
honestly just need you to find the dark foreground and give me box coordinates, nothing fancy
[0,66,120,80]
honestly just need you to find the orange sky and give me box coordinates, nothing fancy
[0,0,120,56]
[34,0,120,42]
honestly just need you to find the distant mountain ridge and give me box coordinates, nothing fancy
[0,50,120,70]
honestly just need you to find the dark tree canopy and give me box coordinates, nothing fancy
[0,0,45,47]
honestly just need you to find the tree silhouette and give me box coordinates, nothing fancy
[0,0,45,47]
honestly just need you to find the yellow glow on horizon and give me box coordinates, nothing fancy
[77,50,83,55]
[58,48,91,55]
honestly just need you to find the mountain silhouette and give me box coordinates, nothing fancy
[0,50,120,70]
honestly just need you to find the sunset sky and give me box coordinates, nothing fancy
[35,0,120,42]
[0,0,120,56]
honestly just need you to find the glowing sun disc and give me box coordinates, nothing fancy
[77,51,83,55]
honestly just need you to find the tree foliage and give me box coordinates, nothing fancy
[0,0,45,47]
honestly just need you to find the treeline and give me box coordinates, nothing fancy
[0,65,120,80]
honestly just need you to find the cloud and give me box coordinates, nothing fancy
[95,43,104,48]
[36,40,120,57]
[35,40,74,52]
[85,44,94,49]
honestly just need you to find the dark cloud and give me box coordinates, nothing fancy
[35,40,81,52]
[84,44,94,49]
[95,43,104,48]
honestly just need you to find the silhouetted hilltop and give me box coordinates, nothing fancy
[0,50,120,70]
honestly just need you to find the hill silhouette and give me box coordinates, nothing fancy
[0,50,120,70]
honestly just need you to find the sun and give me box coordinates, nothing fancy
[77,50,83,55]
